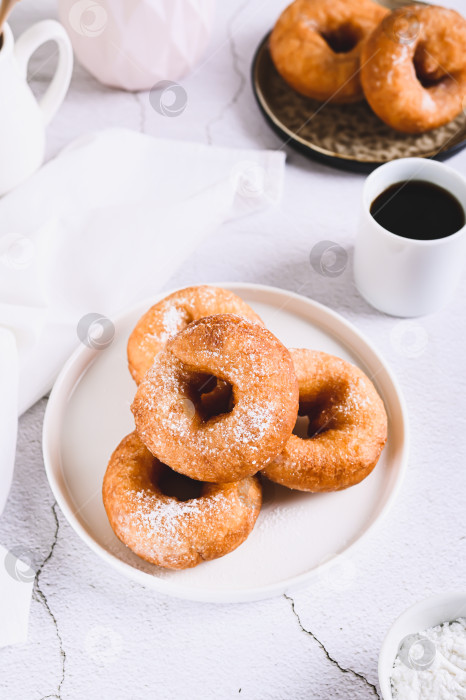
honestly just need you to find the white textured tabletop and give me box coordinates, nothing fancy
[1,1,465,699]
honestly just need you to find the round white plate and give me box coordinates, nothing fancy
[43,283,409,603]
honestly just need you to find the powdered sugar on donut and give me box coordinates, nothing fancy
[127,286,264,384]
[131,314,299,482]
[102,433,262,569]
[264,349,387,492]
[154,304,189,344]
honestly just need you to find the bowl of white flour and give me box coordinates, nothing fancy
[379,591,466,699]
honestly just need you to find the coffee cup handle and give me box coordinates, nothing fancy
[14,19,73,126]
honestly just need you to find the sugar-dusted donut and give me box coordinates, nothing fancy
[361,5,466,133]
[270,0,389,103]
[131,314,299,483]
[127,286,264,384]
[103,432,262,569]
[263,349,387,492]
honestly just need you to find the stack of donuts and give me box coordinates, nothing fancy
[269,0,466,133]
[103,286,387,570]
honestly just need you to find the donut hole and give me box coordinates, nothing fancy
[293,415,312,439]
[293,398,336,439]
[413,44,450,88]
[321,24,361,54]
[157,463,203,501]
[189,373,235,422]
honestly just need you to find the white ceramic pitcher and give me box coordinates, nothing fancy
[0,21,73,195]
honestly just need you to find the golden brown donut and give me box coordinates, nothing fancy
[102,432,262,570]
[127,286,264,384]
[131,314,299,483]
[263,349,387,492]
[270,0,389,103]
[361,5,466,133]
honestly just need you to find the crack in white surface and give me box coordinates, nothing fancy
[205,0,248,145]
[284,594,381,699]
[35,503,66,700]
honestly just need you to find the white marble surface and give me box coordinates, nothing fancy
[1,1,466,698]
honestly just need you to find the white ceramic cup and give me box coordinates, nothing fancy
[378,591,466,700]
[0,21,73,195]
[354,158,466,317]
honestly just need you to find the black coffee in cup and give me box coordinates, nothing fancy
[370,180,465,241]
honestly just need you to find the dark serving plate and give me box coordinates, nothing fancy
[251,4,466,173]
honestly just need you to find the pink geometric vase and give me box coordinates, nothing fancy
[57,0,216,91]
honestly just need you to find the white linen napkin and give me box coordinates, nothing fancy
[0,128,284,645]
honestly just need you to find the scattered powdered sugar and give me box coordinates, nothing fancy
[257,499,311,533]
[231,402,274,445]
[334,378,374,421]
[133,315,297,475]
[137,289,263,370]
[193,286,218,299]
[118,486,226,563]
[113,473,260,569]
[155,304,188,344]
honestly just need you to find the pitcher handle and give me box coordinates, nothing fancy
[14,19,73,126]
